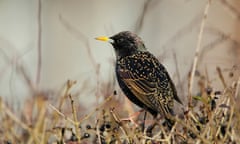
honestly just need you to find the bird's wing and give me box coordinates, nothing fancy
[117,52,179,116]
[117,69,159,111]
[155,61,183,105]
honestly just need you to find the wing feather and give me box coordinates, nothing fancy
[118,70,157,110]
[117,51,179,117]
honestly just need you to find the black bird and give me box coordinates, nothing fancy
[95,31,182,120]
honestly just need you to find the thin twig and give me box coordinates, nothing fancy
[188,0,211,109]
[59,15,98,68]
[234,77,240,98]
[36,0,42,85]
[48,104,75,124]
[49,80,76,128]
[110,108,132,144]
[223,101,234,142]
[134,0,160,34]
[175,117,211,144]
[1,100,39,143]
[79,95,113,123]
[69,94,81,143]
[162,13,202,50]
[216,66,227,88]
[2,102,30,133]
[95,119,102,144]
[220,0,240,20]
[173,51,184,99]
[58,80,76,111]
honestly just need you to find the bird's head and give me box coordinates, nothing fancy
[95,31,146,57]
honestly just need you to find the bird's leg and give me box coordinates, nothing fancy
[120,109,144,127]
[141,110,147,132]
[146,115,158,137]
[163,117,175,130]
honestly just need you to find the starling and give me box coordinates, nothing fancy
[95,31,182,120]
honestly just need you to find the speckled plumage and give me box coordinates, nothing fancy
[98,31,182,119]
[116,51,182,117]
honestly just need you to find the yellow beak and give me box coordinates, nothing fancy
[95,36,110,42]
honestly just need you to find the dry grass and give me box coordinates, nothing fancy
[0,70,239,143]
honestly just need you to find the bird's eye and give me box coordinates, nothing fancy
[117,38,123,43]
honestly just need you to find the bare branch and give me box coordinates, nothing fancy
[36,0,42,86]
[134,0,161,34]
[188,0,212,109]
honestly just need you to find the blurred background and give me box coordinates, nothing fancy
[0,0,239,112]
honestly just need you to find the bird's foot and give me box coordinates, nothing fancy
[120,109,144,127]
[146,122,158,137]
